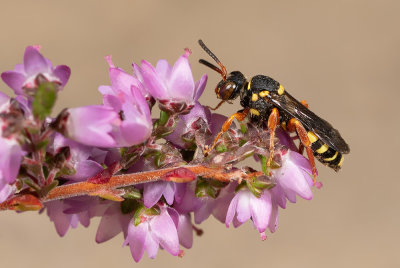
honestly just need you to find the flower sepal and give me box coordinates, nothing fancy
[32,75,58,121]
[241,175,276,198]
[133,203,161,226]
[159,99,194,115]
[195,177,228,198]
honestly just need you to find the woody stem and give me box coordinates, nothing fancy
[41,165,263,203]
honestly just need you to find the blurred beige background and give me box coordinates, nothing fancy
[0,0,398,267]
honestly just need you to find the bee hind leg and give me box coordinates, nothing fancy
[266,108,280,168]
[287,118,318,185]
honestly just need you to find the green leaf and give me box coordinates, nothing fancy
[158,110,170,126]
[258,154,268,175]
[123,188,142,199]
[240,123,247,134]
[32,82,57,120]
[216,144,227,153]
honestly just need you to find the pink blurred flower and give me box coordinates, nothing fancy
[1,46,70,95]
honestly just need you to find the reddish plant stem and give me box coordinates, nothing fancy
[41,165,262,203]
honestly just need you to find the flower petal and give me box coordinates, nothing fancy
[66,105,118,147]
[1,71,26,94]
[53,65,71,88]
[193,73,208,101]
[250,191,272,233]
[126,222,148,262]
[225,194,239,227]
[143,181,166,208]
[235,191,251,223]
[150,209,180,256]
[156,59,171,81]
[140,60,168,99]
[167,51,194,100]
[23,46,49,75]
[177,214,193,249]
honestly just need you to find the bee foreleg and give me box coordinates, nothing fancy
[206,100,225,111]
[204,108,249,156]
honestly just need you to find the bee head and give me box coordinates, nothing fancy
[215,71,245,100]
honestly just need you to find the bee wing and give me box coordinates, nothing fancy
[268,92,350,154]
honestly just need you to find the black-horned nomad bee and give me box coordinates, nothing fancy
[198,40,350,183]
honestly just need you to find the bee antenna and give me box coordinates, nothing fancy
[198,39,227,80]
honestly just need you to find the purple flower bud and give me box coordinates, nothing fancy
[133,49,207,112]
[64,105,119,148]
[123,206,180,262]
[1,46,70,96]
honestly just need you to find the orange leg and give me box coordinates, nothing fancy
[287,118,318,184]
[297,100,309,155]
[266,108,279,167]
[204,108,249,156]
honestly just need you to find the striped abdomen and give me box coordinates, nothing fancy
[307,131,343,172]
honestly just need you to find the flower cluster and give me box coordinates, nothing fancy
[0,45,320,262]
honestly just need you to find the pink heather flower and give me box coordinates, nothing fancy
[99,57,152,147]
[225,188,275,239]
[123,206,180,262]
[0,95,24,202]
[143,181,186,208]
[65,105,119,148]
[1,46,70,95]
[133,49,207,106]
[270,149,314,207]
[165,102,211,148]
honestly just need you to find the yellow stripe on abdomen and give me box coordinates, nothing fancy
[324,151,338,161]
[307,131,318,143]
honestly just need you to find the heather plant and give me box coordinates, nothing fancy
[0,45,320,262]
